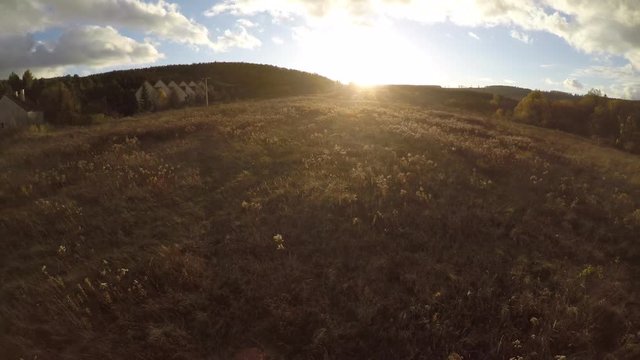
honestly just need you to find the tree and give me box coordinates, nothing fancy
[30,78,46,101]
[22,70,34,91]
[514,90,552,126]
[617,113,640,153]
[8,72,21,92]
[550,99,589,134]
[121,90,139,116]
[139,84,152,112]
[587,88,604,97]
[39,81,82,124]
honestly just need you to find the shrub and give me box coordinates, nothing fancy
[514,91,552,126]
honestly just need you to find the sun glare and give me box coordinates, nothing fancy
[295,18,444,86]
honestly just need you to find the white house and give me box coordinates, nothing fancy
[153,80,171,96]
[135,79,219,109]
[0,93,44,128]
[191,81,206,99]
[180,83,197,101]
[167,81,187,104]
[135,81,159,109]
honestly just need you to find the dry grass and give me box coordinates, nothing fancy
[1,95,639,359]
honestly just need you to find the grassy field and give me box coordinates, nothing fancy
[1,93,640,359]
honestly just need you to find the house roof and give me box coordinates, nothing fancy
[1,95,41,112]
[168,83,187,97]
[153,80,168,89]
[136,81,158,99]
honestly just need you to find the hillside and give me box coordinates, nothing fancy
[84,62,337,99]
[1,93,640,359]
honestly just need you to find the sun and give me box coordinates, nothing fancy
[294,19,444,86]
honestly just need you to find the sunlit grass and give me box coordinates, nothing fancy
[0,95,638,359]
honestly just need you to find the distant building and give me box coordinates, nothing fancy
[152,80,171,109]
[179,82,197,102]
[153,80,171,97]
[0,91,44,128]
[135,81,159,110]
[191,81,207,99]
[134,78,237,110]
[167,81,188,104]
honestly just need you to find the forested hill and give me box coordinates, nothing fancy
[85,62,337,99]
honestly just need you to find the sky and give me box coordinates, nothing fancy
[1,0,639,99]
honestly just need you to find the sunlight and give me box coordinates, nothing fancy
[295,18,445,86]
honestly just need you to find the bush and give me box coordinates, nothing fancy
[514,91,552,126]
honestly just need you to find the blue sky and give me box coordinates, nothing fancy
[1,0,639,99]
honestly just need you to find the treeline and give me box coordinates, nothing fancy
[1,70,144,125]
[383,85,520,114]
[0,62,337,125]
[511,89,640,153]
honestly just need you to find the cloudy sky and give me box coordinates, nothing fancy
[1,0,639,99]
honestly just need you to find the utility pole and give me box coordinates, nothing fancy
[203,77,210,107]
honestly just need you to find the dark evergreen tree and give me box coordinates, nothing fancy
[22,70,34,91]
[8,72,22,93]
[39,81,83,124]
[139,85,152,112]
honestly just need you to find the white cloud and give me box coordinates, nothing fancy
[0,0,237,75]
[610,83,640,100]
[204,0,342,20]
[205,0,640,70]
[237,18,258,28]
[545,78,559,85]
[468,31,480,40]
[272,36,285,45]
[510,30,532,44]
[212,23,262,52]
[563,78,584,90]
[0,0,213,48]
[0,26,162,77]
[572,63,640,100]
[573,63,636,80]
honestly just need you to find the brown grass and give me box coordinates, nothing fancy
[1,95,639,359]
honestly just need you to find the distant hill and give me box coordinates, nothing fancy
[83,62,338,99]
[462,85,532,101]
[462,85,580,102]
